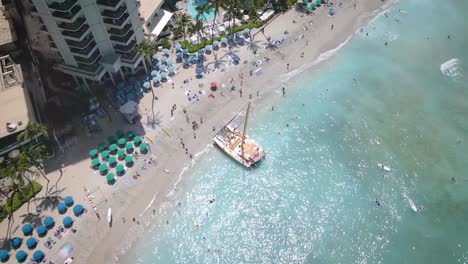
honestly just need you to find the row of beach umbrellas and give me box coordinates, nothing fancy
[0,249,45,263]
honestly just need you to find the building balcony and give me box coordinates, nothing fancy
[48,0,79,12]
[101,6,127,19]
[57,17,86,31]
[65,34,93,49]
[49,42,57,49]
[97,0,124,10]
[113,40,136,53]
[110,30,134,45]
[107,23,132,37]
[40,25,48,32]
[103,12,129,28]
[74,50,101,64]
[56,63,106,80]
[70,41,98,57]
[52,5,82,21]
[120,52,140,64]
[62,24,90,40]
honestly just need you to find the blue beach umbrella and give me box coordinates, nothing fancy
[221,37,228,44]
[160,65,167,72]
[205,45,212,50]
[63,216,73,228]
[57,203,67,214]
[64,196,73,206]
[22,223,33,235]
[168,66,175,73]
[152,76,159,83]
[167,60,174,66]
[44,216,55,229]
[213,40,220,47]
[0,249,9,262]
[162,48,169,54]
[10,237,21,249]
[243,28,251,33]
[26,237,37,249]
[152,54,158,60]
[151,70,158,77]
[176,52,182,58]
[15,250,26,262]
[143,81,151,89]
[36,225,47,237]
[32,250,44,262]
[195,68,203,75]
[160,72,168,79]
[73,204,84,216]
[175,44,181,50]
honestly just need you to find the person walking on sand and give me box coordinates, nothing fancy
[282,85,286,97]
[331,24,334,30]
[287,63,290,70]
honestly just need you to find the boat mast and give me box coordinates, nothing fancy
[241,102,250,158]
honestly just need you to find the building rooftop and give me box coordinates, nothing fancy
[138,0,164,23]
[0,56,34,138]
[0,4,17,47]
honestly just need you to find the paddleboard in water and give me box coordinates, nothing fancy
[408,198,418,212]
[378,163,391,171]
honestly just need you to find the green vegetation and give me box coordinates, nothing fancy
[0,181,42,222]
[180,20,261,53]
[160,38,171,49]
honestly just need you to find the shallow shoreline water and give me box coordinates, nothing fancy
[119,0,468,263]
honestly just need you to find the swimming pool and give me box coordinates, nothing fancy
[187,0,215,21]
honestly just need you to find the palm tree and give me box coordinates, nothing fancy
[224,0,240,36]
[209,0,221,43]
[196,3,212,25]
[175,13,191,41]
[134,41,158,74]
[17,123,48,144]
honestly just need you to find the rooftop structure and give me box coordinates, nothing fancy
[0,2,18,52]
[138,0,173,42]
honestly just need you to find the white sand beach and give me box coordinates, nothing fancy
[0,0,393,263]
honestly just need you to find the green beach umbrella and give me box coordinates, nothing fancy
[98,142,107,152]
[117,138,126,146]
[125,142,133,150]
[108,156,117,165]
[125,156,133,164]
[117,149,125,159]
[116,129,125,138]
[107,136,116,144]
[91,158,100,167]
[140,143,148,153]
[101,150,109,159]
[89,149,98,158]
[98,163,108,173]
[116,164,125,174]
[109,144,118,152]
[133,136,142,145]
[126,130,135,139]
[106,173,115,182]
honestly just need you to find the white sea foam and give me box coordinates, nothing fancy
[281,35,353,83]
[440,58,462,80]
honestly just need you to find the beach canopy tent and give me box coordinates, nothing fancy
[119,101,139,123]
[91,158,100,168]
[22,224,33,235]
[57,203,67,214]
[36,225,47,236]
[44,216,55,229]
[64,196,74,206]
[15,250,26,262]
[98,164,108,173]
[259,9,275,21]
[73,204,84,216]
[106,173,115,182]
[10,237,22,248]
[0,249,9,262]
[32,250,44,262]
[89,149,98,159]
[26,237,37,249]
[63,216,73,228]
[101,151,109,159]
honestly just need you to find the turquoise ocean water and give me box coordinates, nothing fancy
[122,0,468,263]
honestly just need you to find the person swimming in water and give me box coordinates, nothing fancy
[375,200,381,206]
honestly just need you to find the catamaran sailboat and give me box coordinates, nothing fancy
[213,102,265,168]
